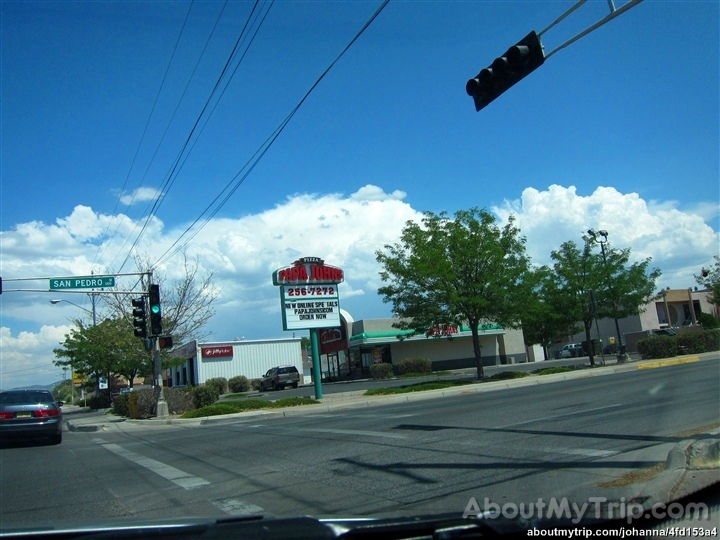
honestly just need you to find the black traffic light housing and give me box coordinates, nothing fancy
[131,298,147,338]
[158,336,174,350]
[466,31,545,112]
[148,284,162,336]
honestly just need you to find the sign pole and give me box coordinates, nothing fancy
[310,328,322,400]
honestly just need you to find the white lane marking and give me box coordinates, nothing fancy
[496,404,624,428]
[241,425,406,439]
[212,498,263,516]
[544,447,617,458]
[97,441,210,490]
[304,427,406,439]
[305,413,419,419]
[452,440,617,458]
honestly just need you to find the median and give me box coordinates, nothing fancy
[181,397,319,419]
[363,367,576,396]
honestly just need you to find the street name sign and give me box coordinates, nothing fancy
[49,276,115,290]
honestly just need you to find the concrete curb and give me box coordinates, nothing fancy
[637,431,720,510]
[666,438,720,471]
[67,420,105,432]
[69,352,719,430]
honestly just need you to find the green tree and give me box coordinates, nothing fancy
[103,251,219,346]
[521,266,581,358]
[695,255,720,306]
[53,319,118,395]
[52,379,74,403]
[376,208,531,379]
[548,237,661,365]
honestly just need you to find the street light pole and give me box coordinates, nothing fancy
[50,297,96,326]
[587,229,625,362]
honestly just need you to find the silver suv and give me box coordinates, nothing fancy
[560,343,584,358]
[260,366,300,391]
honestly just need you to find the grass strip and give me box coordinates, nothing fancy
[485,371,530,381]
[531,367,574,375]
[181,397,318,418]
[364,380,473,396]
[397,370,452,378]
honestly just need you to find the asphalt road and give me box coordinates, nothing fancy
[1,358,718,530]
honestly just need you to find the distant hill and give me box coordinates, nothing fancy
[8,382,59,391]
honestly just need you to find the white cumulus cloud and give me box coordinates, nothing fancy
[1,183,718,389]
[491,184,719,287]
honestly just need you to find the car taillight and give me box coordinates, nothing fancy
[0,412,14,420]
[34,408,61,418]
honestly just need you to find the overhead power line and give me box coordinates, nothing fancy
[94,0,196,268]
[152,0,391,268]
[114,0,271,273]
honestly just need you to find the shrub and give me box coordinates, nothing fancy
[677,328,720,354]
[131,388,161,418]
[250,378,262,391]
[637,336,677,359]
[87,394,112,409]
[112,393,130,417]
[204,377,228,396]
[369,363,394,379]
[698,313,719,329]
[394,357,432,375]
[192,384,220,409]
[164,387,195,415]
[228,375,250,393]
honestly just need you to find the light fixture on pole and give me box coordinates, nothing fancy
[50,298,96,326]
[587,229,625,362]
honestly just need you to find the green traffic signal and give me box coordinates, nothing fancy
[148,284,162,336]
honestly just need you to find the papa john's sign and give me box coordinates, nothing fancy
[272,257,343,331]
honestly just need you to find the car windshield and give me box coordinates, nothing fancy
[1,1,718,537]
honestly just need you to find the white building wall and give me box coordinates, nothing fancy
[170,338,303,385]
[198,339,303,382]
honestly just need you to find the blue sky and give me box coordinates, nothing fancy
[1,0,718,388]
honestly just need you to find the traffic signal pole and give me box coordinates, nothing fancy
[154,337,169,418]
[541,0,644,60]
[466,0,644,111]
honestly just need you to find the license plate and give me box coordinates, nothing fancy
[16,412,31,418]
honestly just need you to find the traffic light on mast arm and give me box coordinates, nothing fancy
[131,298,147,338]
[148,284,162,336]
[466,31,545,112]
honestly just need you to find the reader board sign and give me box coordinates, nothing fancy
[281,287,340,330]
[273,257,343,331]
